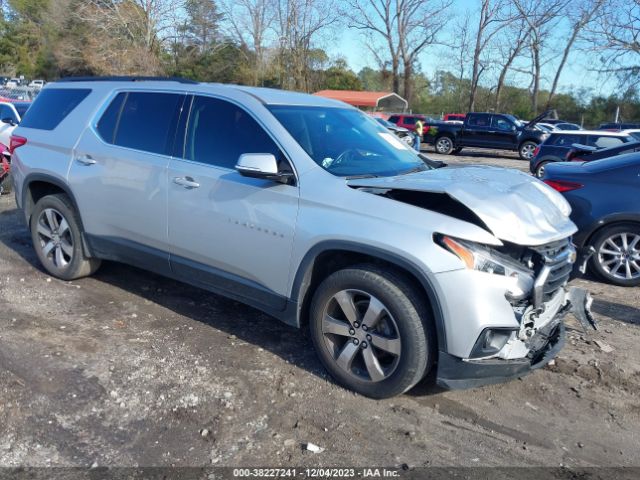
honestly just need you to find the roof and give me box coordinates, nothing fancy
[46,79,351,108]
[313,90,408,109]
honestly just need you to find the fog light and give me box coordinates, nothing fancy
[469,328,515,358]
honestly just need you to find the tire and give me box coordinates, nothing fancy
[434,136,454,155]
[589,223,640,287]
[309,265,434,399]
[519,141,538,160]
[30,193,101,281]
[535,160,550,178]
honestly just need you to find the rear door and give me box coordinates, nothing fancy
[69,91,185,272]
[167,95,299,309]
[461,113,492,147]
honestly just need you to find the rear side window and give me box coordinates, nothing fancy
[387,115,399,124]
[549,134,582,147]
[592,136,625,148]
[110,92,183,155]
[403,117,416,125]
[182,96,284,169]
[19,88,91,130]
[467,114,491,127]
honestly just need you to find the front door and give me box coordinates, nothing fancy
[167,95,299,310]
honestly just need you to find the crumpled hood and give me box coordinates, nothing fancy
[347,165,577,246]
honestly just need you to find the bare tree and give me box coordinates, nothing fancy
[274,0,339,91]
[545,0,605,109]
[345,0,450,104]
[513,0,568,114]
[220,0,276,85]
[70,0,184,75]
[468,0,513,112]
[494,17,531,111]
[588,0,640,85]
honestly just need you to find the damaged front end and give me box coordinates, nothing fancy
[436,236,596,390]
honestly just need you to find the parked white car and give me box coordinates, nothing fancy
[28,80,45,89]
[0,101,30,147]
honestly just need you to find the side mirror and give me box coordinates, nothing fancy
[236,153,294,184]
[1,118,15,126]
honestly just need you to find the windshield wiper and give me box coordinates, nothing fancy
[399,165,428,175]
[345,174,380,179]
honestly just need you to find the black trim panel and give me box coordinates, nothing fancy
[436,323,565,390]
[83,234,296,325]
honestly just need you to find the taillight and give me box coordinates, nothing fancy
[543,179,583,192]
[9,135,27,154]
[532,146,540,157]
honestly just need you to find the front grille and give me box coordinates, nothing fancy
[531,238,575,307]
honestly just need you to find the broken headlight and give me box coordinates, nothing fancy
[436,235,535,300]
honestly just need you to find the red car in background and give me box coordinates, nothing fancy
[443,113,466,122]
[387,113,444,140]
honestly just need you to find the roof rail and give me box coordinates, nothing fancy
[57,76,199,84]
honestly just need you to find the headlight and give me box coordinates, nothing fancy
[436,235,535,300]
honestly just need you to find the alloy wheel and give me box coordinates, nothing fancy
[321,289,401,383]
[36,208,74,269]
[521,143,536,159]
[597,232,640,280]
[436,138,451,153]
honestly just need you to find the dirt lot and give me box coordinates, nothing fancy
[1,149,639,470]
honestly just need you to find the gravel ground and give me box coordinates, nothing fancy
[1,151,639,470]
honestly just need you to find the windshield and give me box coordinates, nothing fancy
[268,106,427,177]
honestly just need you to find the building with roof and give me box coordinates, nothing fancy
[313,90,408,112]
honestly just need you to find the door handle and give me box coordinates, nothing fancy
[173,176,200,189]
[75,154,96,166]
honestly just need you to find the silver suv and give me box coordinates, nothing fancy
[11,78,593,398]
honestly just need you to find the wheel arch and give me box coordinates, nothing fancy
[22,173,92,256]
[580,215,640,249]
[290,241,446,350]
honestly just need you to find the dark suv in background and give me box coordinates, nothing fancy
[530,130,634,177]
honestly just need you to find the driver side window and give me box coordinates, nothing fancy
[183,96,288,170]
[492,116,513,131]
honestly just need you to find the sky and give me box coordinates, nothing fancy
[325,0,616,98]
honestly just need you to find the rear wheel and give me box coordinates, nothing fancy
[30,194,101,281]
[309,265,434,399]
[435,136,454,155]
[535,160,551,178]
[519,141,538,160]
[589,224,640,287]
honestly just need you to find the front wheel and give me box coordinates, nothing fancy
[309,265,434,399]
[589,224,640,287]
[519,141,538,160]
[435,136,454,155]
[30,193,101,281]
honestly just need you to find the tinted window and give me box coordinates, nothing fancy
[114,92,183,155]
[0,104,17,123]
[403,117,417,125]
[592,136,625,148]
[467,114,491,127]
[387,115,400,124]
[13,102,30,118]
[492,116,513,131]
[96,93,126,144]
[549,134,583,147]
[19,88,91,130]
[183,96,284,169]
